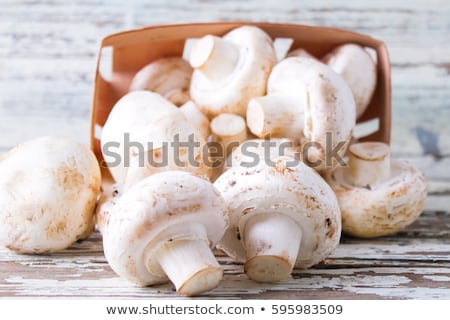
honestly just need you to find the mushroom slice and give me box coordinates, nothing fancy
[323,44,377,119]
[214,157,341,282]
[325,142,427,238]
[0,136,101,253]
[247,57,356,172]
[129,57,192,106]
[102,171,228,296]
[189,26,277,117]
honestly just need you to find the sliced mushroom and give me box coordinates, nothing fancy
[129,57,192,106]
[247,57,356,171]
[189,26,277,117]
[323,44,377,119]
[102,171,228,296]
[325,142,427,238]
[214,157,341,282]
[0,136,101,253]
[101,90,211,185]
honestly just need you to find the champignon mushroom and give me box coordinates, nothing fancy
[323,44,377,119]
[102,171,228,296]
[247,57,356,171]
[210,113,248,157]
[179,101,210,139]
[189,26,277,117]
[287,48,316,59]
[101,90,211,185]
[325,142,427,238]
[0,136,101,253]
[214,156,341,282]
[129,57,192,106]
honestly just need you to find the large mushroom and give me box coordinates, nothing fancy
[101,171,228,296]
[189,26,277,117]
[101,90,211,185]
[0,136,101,253]
[129,57,192,106]
[325,142,427,238]
[322,44,377,119]
[247,57,356,171]
[214,157,341,282]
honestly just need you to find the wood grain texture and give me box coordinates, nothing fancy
[0,0,449,299]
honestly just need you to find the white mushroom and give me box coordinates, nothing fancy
[189,26,277,117]
[0,136,101,253]
[101,90,211,185]
[179,101,210,139]
[287,48,316,59]
[102,171,228,296]
[247,57,356,171]
[323,44,377,119]
[325,142,427,238]
[214,157,341,282]
[129,57,192,106]
[210,113,248,157]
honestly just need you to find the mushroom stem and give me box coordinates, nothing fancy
[243,212,302,282]
[347,142,391,188]
[247,95,304,139]
[210,113,248,157]
[190,35,239,80]
[179,101,210,139]
[155,239,223,296]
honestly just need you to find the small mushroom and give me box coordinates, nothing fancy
[189,26,277,117]
[129,57,192,106]
[325,142,427,238]
[247,57,356,170]
[179,101,210,139]
[214,157,341,282]
[102,171,228,296]
[323,44,377,119]
[0,136,101,253]
[287,48,316,59]
[101,91,210,185]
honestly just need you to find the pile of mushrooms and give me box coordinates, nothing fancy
[0,25,428,296]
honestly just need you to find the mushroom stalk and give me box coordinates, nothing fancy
[247,95,304,139]
[211,113,248,157]
[348,142,391,187]
[243,213,302,282]
[190,35,239,80]
[155,239,222,296]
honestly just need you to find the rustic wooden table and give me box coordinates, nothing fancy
[0,0,449,299]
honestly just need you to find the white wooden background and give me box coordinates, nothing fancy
[0,0,449,299]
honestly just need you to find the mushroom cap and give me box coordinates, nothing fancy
[190,26,277,117]
[129,57,192,106]
[268,57,356,170]
[325,159,427,238]
[0,136,101,253]
[101,91,209,184]
[102,171,228,286]
[323,44,377,119]
[214,157,341,268]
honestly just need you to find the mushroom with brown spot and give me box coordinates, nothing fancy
[101,171,228,296]
[214,157,341,282]
[129,57,192,106]
[189,26,277,117]
[0,136,101,253]
[325,142,427,238]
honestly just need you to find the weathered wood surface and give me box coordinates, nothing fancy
[0,0,449,299]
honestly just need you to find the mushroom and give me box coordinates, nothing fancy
[247,57,356,171]
[325,142,427,238]
[224,138,299,170]
[287,48,316,59]
[0,136,101,253]
[101,90,211,185]
[189,26,277,117]
[129,57,192,106]
[322,44,377,119]
[179,100,210,139]
[214,156,341,282]
[210,113,248,157]
[101,171,228,296]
